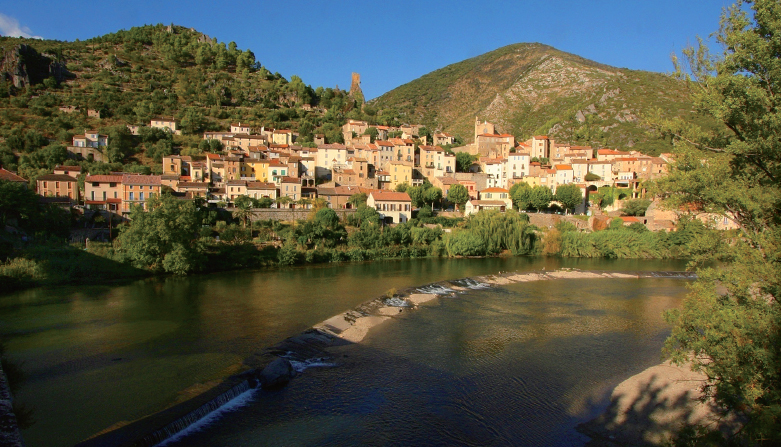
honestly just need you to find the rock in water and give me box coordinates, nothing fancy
[259,358,296,389]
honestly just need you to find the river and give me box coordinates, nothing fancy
[0,257,689,447]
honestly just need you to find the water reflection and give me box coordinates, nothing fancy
[0,257,688,447]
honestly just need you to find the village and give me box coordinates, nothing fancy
[2,113,687,232]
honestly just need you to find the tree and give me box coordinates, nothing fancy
[509,182,532,210]
[115,194,205,275]
[455,152,474,172]
[584,172,601,181]
[529,186,552,211]
[276,196,293,208]
[232,195,253,228]
[424,187,442,210]
[406,185,426,208]
[619,198,651,216]
[554,184,583,214]
[652,1,781,443]
[363,127,378,143]
[348,192,367,208]
[180,107,205,134]
[447,184,469,211]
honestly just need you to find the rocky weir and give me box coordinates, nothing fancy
[74,268,697,447]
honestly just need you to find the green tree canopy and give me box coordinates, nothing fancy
[115,194,205,274]
[619,198,651,216]
[447,184,469,211]
[455,152,474,172]
[651,1,781,443]
[554,184,583,214]
[509,182,532,210]
[529,186,552,211]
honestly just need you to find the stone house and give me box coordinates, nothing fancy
[226,180,248,202]
[121,174,162,213]
[418,145,456,181]
[367,191,412,224]
[387,161,413,191]
[175,181,209,198]
[247,182,278,200]
[37,173,79,204]
[0,168,27,186]
[231,122,252,134]
[433,132,455,146]
[280,177,302,201]
[84,174,123,212]
[150,118,181,135]
[72,130,108,148]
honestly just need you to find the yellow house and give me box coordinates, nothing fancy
[241,158,270,181]
[388,161,413,190]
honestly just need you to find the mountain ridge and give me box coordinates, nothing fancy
[372,42,707,155]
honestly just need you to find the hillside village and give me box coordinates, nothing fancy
[3,111,681,228]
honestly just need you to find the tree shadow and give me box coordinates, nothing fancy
[576,363,736,446]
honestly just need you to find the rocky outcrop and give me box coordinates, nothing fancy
[0,363,24,447]
[0,44,70,91]
[258,358,296,389]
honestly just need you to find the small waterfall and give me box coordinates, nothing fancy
[416,284,455,295]
[384,297,411,307]
[288,357,338,373]
[453,278,491,289]
[642,271,698,279]
[142,380,254,447]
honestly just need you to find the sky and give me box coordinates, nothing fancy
[1,0,731,100]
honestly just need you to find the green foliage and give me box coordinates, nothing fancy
[461,210,535,255]
[529,185,553,211]
[651,1,781,443]
[620,198,651,216]
[455,152,474,172]
[584,172,601,181]
[554,220,578,233]
[348,192,367,208]
[509,182,532,210]
[445,230,486,257]
[115,194,205,274]
[447,183,469,211]
[554,183,583,213]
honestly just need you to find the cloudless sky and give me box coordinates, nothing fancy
[1,1,730,99]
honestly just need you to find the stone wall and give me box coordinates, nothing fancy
[0,363,24,447]
[246,208,357,222]
[527,212,591,231]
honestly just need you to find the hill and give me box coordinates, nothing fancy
[371,43,711,155]
[0,24,368,179]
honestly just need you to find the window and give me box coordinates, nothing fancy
[129,192,135,201]
[140,192,145,201]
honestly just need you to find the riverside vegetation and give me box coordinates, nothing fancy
[647,0,781,444]
[1,180,714,291]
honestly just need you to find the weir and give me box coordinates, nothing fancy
[141,380,252,447]
[72,267,696,447]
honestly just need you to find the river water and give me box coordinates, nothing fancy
[0,257,689,447]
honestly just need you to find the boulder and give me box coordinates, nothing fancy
[258,358,296,390]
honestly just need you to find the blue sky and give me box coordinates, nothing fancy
[1,0,730,99]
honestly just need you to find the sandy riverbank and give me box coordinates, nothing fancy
[306,268,718,446]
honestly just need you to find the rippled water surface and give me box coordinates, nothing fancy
[0,258,688,447]
[166,277,689,447]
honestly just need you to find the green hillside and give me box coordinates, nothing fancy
[0,24,369,179]
[371,43,713,155]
